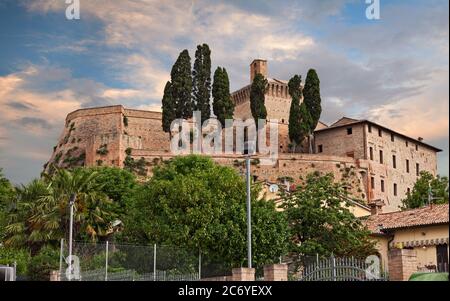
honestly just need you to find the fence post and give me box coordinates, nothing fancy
[105,241,109,281]
[13,261,17,281]
[59,238,64,277]
[332,256,337,281]
[153,244,157,281]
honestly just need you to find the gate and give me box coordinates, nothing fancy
[298,256,387,281]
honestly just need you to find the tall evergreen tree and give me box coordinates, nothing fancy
[250,73,268,124]
[161,81,175,133]
[171,49,193,119]
[303,69,322,152]
[192,44,212,122]
[212,67,234,126]
[288,75,303,152]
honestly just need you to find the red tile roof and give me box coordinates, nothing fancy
[363,204,449,234]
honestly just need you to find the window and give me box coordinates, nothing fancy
[415,144,419,151]
[371,177,375,189]
[346,151,355,158]
[406,160,410,173]
[407,188,411,195]
[392,155,397,169]
[318,145,323,153]
[391,134,395,142]
[406,140,409,147]
[416,163,420,176]
[369,147,374,160]
[381,180,385,192]
[379,150,384,164]
[281,119,284,123]
[394,183,398,196]
[368,124,372,133]
[378,129,382,137]
[347,127,353,135]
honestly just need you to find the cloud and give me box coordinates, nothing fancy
[3,0,447,182]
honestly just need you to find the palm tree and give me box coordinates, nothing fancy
[4,167,118,252]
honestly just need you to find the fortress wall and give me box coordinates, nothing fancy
[129,151,369,203]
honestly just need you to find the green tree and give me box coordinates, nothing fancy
[402,171,449,209]
[303,69,322,153]
[250,73,268,124]
[82,166,137,216]
[281,172,376,264]
[122,155,289,268]
[161,81,176,133]
[288,75,303,152]
[4,168,118,251]
[193,43,212,122]
[0,168,14,240]
[171,49,193,119]
[212,67,235,126]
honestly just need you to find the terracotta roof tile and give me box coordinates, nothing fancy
[363,204,449,234]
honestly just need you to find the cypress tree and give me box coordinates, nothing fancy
[303,69,322,152]
[212,67,235,126]
[171,49,193,119]
[250,73,268,124]
[192,44,212,122]
[161,81,175,133]
[288,75,302,152]
[303,69,322,131]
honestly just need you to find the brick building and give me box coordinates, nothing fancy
[45,59,442,213]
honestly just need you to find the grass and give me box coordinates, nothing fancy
[409,272,449,281]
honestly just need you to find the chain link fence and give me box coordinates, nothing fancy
[59,240,200,281]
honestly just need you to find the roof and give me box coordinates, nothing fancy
[363,204,449,234]
[314,117,442,152]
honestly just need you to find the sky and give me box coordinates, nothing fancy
[0,0,448,184]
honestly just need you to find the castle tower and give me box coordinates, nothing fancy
[250,59,267,83]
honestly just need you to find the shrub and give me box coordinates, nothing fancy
[27,246,60,281]
[0,247,31,276]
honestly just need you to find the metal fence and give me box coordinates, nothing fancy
[0,263,16,281]
[59,240,202,281]
[285,255,388,281]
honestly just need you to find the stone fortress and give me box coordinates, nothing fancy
[45,59,441,213]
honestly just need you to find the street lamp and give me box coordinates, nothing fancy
[68,193,76,281]
[244,141,255,269]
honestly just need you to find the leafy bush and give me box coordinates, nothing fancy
[0,247,31,276]
[27,245,60,281]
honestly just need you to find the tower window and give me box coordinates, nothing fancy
[415,144,419,151]
[371,177,375,189]
[368,124,372,133]
[347,127,353,135]
[394,183,398,196]
[416,163,420,176]
[406,159,410,173]
[318,145,323,153]
[391,134,395,142]
[369,147,374,160]
[381,179,385,192]
[392,155,397,169]
[378,129,382,137]
[379,150,384,164]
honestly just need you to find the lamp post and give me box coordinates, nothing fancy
[68,193,76,281]
[243,141,254,269]
[245,153,252,269]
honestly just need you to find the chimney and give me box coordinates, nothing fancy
[250,59,268,83]
[369,199,384,215]
[418,137,424,142]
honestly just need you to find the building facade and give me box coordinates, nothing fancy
[45,59,442,213]
[364,203,449,279]
[314,117,441,212]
